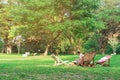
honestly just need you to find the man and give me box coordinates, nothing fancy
[71,51,84,66]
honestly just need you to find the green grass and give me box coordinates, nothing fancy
[0,54,120,80]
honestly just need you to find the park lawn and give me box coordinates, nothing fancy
[0,54,120,80]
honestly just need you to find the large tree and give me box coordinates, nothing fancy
[0,1,15,54]
[97,0,120,54]
[11,0,64,55]
[11,0,106,55]
[54,0,105,54]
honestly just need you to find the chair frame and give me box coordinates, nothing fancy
[78,52,96,67]
[96,55,112,66]
[51,54,68,66]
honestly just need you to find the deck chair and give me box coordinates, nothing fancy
[78,52,96,67]
[51,54,68,66]
[96,55,112,66]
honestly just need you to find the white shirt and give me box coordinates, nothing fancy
[79,53,84,59]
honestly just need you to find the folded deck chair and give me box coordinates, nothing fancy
[96,55,112,66]
[51,54,68,66]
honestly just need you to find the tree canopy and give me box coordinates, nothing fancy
[0,0,119,55]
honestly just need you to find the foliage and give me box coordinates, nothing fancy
[10,0,105,54]
[116,44,120,54]
[105,45,113,54]
[94,0,120,54]
[108,36,119,54]
[0,2,15,53]
[0,4,13,39]
[57,37,71,52]
[53,0,105,54]
[0,38,4,48]
[83,33,102,52]
[0,0,120,54]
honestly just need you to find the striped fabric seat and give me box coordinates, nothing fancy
[96,55,112,66]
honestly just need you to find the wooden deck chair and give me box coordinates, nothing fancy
[96,55,112,66]
[78,52,96,67]
[51,54,68,66]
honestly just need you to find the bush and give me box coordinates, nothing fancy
[116,44,120,54]
[105,45,113,54]
[83,34,101,52]
[105,44,120,54]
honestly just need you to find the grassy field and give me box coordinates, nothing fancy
[0,54,120,80]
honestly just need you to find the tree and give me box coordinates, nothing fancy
[108,34,119,55]
[10,0,111,55]
[97,0,120,54]
[12,35,24,54]
[83,33,102,52]
[62,0,105,53]
[11,0,64,55]
[0,1,15,54]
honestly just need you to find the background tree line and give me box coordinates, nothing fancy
[0,0,120,55]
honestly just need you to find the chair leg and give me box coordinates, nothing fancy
[108,59,110,66]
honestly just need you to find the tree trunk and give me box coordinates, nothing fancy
[43,44,50,56]
[100,48,105,55]
[16,42,21,54]
[6,45,12,54]
[43,32,62,56]
[17,45,20,54]
[73,47,76,55]
[113,48,116,55]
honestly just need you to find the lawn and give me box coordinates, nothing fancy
[0,54,120,80]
